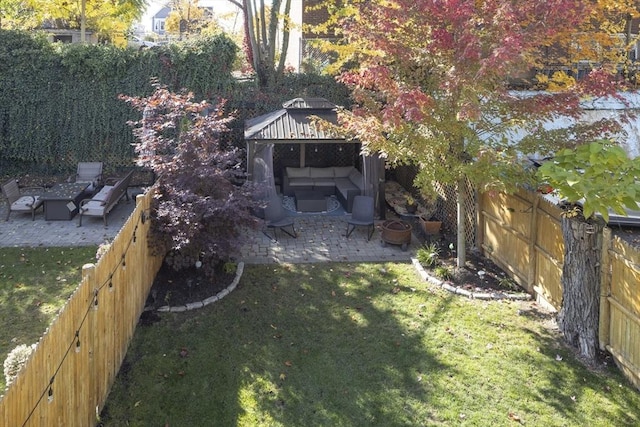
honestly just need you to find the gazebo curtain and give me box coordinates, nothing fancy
[252,143,277,199]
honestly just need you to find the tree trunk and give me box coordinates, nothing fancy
[558,216,603,362]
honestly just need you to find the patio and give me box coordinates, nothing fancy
[0,193,423,263]
[240,214,422,264]
[0,194,139,248]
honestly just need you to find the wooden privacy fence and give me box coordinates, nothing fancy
[479,190,640,390]
[600,228,640,389]
[0,189,163,426]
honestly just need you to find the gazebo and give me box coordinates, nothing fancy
[244,97,385,212]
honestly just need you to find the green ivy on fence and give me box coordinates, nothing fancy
[0,29,351,178]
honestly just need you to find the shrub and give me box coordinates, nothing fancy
[434,265,453,281]
[121,83,260,279]
[4,343,36,388]
[417,243,440,268]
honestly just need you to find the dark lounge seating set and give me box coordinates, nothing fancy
[1,162,133,226]
[262,165,376,242]
[282,166,366,213]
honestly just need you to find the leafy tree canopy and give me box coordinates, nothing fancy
[165,0,223,38]
[537,140,640,222]
[1,0,145,42]
[120,83,260,277]
[318,0,628,199]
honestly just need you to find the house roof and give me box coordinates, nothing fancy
[244,97,345,142]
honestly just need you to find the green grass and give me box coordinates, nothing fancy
[0,246,97,390]
[101,262,640,426]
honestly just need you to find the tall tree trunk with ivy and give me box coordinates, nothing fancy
[558,215,603,363]
[236,0,292,88]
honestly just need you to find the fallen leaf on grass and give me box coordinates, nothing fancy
[508,412,522,423]
[279,373,286,381]
[284,360,292,367]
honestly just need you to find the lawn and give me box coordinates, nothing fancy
[101,262,640,426]
[0,246,98,391]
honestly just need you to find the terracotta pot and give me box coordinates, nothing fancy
[419,217,442,235]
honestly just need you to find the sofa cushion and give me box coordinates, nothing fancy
[286,167,310,178]
[80,200,106,216]
[335,178,358,196]
[333,166,354,178]
[12,195,40,210]
[288,178,314,186]
[309,167,335,178]
[94,185,113,200]
[348,169,364,188]
[313,178,336,187]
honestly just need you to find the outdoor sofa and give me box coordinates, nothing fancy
[77,170,133,226]
[282,166,365,212]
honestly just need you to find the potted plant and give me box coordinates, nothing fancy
[419,216,442,235]
[405,195,418,213]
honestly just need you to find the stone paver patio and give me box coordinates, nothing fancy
[0,194,422,263]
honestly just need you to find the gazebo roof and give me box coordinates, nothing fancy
[244,97,344,141]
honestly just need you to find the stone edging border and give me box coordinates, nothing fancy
[156,262,245,313]
[411,258,531,301]
[153,258,529,312]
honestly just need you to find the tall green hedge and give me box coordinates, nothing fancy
[0,30,237,176]
[0,30,351,178]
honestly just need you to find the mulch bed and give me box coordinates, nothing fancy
[417,233,518,294]
[144,263,235,309]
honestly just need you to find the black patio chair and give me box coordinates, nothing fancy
[346,195,375,240]
[263,195,296,241]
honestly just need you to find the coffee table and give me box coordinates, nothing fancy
[41,183,90,220]
[294,191,327,212]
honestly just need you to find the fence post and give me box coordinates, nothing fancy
[526,194,540,293]
[598,227,612,351]
[475,190,483,251]
[81,263,98,424]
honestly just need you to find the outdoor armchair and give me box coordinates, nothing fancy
[75,162,103,191]
[263,195,297,241]
[346,195,375,240]
[1,179,45,221]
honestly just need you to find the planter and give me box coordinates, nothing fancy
[405,203,418,214]
[380,219,412,251]
[419,217,442,235]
